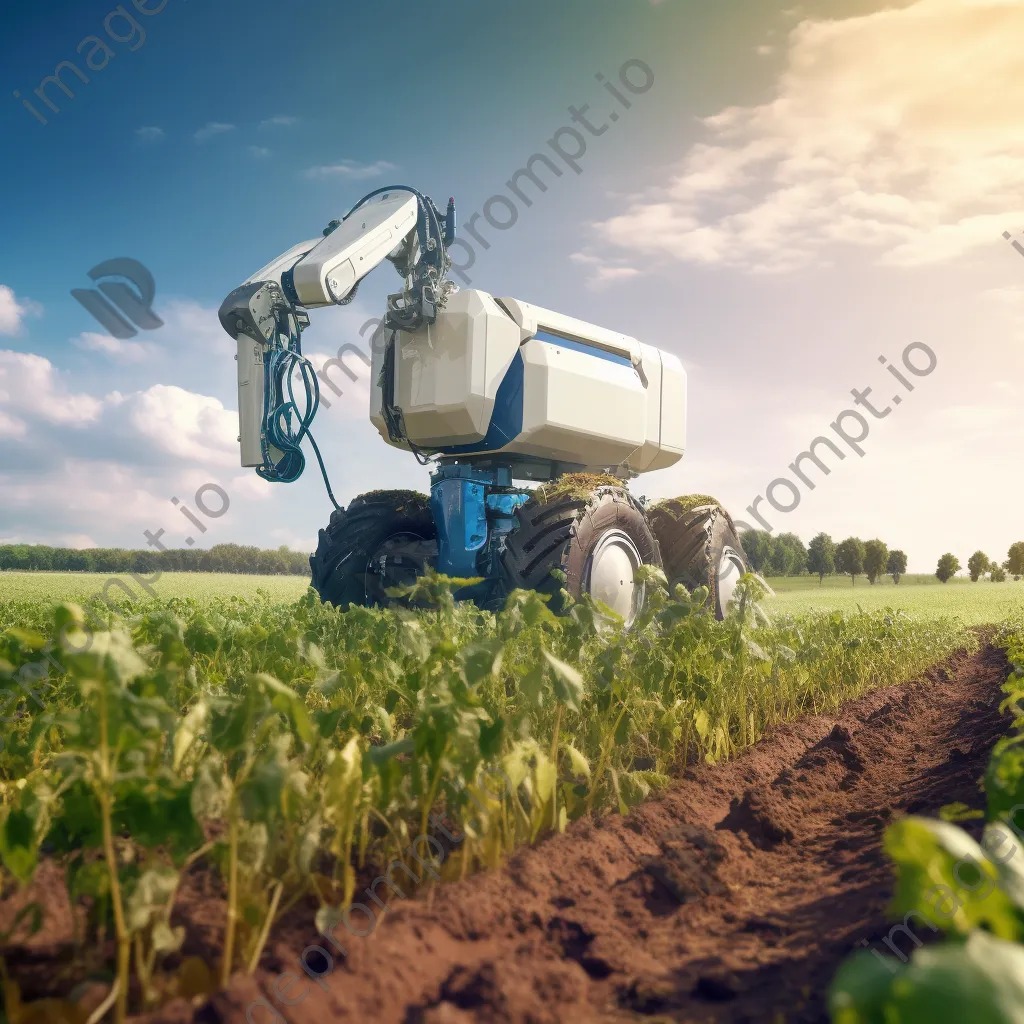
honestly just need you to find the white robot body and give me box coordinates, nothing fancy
[369,288,685,476]
[292,192,418,307]
[225,187,685,480]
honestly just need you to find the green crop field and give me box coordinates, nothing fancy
[0,570,311,603]
[764,574,1024,624]
[830,620,1024,1019]
[3,565,1024,1021]
[766,573,971,590]
[1,567,994,1020]
[5,570,1024,626]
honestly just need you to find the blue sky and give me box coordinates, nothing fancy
[2,0,1022,572]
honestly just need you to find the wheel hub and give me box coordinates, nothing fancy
[715,545,746,613]
[585,529,645,626]
[364,531,435,604]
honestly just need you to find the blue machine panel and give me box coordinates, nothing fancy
[533,329,634,367]
[429,464,531,579]
[436,351,524,456]
[430,475,489,577]
[434,330,635,459]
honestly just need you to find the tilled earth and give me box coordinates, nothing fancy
[2,642,1011,1023]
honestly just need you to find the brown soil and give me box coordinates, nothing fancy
[2,642,1010,1023]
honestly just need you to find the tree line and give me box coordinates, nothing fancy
[741,532,1024,586]
[937,543,1024,583]
[0,543,312,576]
[742,531,907,585]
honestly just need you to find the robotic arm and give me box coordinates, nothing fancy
[217,187,456,502]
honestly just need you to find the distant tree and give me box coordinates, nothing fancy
[967,551,991,583]
[936,552,961,583]
[740,529,774,574]
[66,550,91,572]
[768,533,807,576]
[991,565,1008,583]
[835,537,866,586]
[863,539,889,585]
[1007,542,1024,580]
[782,533,808,576]
[807,533,836,585]
[0,542,312,576]
[887,549,908,585]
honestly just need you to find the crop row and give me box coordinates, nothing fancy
[829,617,1024,1022]
[0,573,972,1021]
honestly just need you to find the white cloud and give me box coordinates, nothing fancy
[596,0,1024,272]
[0,410,26,438]
[0,460,175,542]
[158,298,229,348]
[0,347,247,548]
[72,331,159,363]
[231,473,275,501]
[268,527,313,551]
[62,534,98,549]
[0,285,40,335]
[125,385,238,466]
[248,146,272,159]
[590,266,641,288]
[0,292,416,549]
[260,115,297,129]
[136,126,164,142]
[304,347,373,419]
[304,160,397,180]
[569,250,641,289]
[0,350,103,426]
[194,122,235,141]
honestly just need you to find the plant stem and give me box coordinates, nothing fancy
[549,702,563,831]
[183,839,217,871]
[85,978,121,1024]
[247,881,283,974]
[419,741,450,841]
[98,689,130,1024]
[586,705,628,817]
[134,933,153,1006]
[275,878,311,921]
[221,814,239,988]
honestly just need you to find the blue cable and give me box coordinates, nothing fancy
[256,315,342,510]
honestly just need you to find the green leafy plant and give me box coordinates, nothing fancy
[0,578,978,1019]
[829,620,1024,1023]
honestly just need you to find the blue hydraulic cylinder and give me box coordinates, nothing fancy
[429,464,530,579]
[431,474,489,577]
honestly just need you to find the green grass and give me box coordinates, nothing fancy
[1,573,979,1020]
[766,573,971,590]
[0,570,311,603]
[765,574,1024,624]
[5,570,1023,626]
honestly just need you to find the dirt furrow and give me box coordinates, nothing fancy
[164,641,1009,1024]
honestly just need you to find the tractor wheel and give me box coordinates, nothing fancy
[499,484,661,626]
[309,490,437,608]
[647,498,747,619]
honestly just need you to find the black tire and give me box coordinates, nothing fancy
[309,490,437,608]
[647,499,747,619]
[499,485,661,624]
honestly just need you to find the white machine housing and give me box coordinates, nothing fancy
[369,288,685,475]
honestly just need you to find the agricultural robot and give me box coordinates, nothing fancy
[219,187,747,624]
